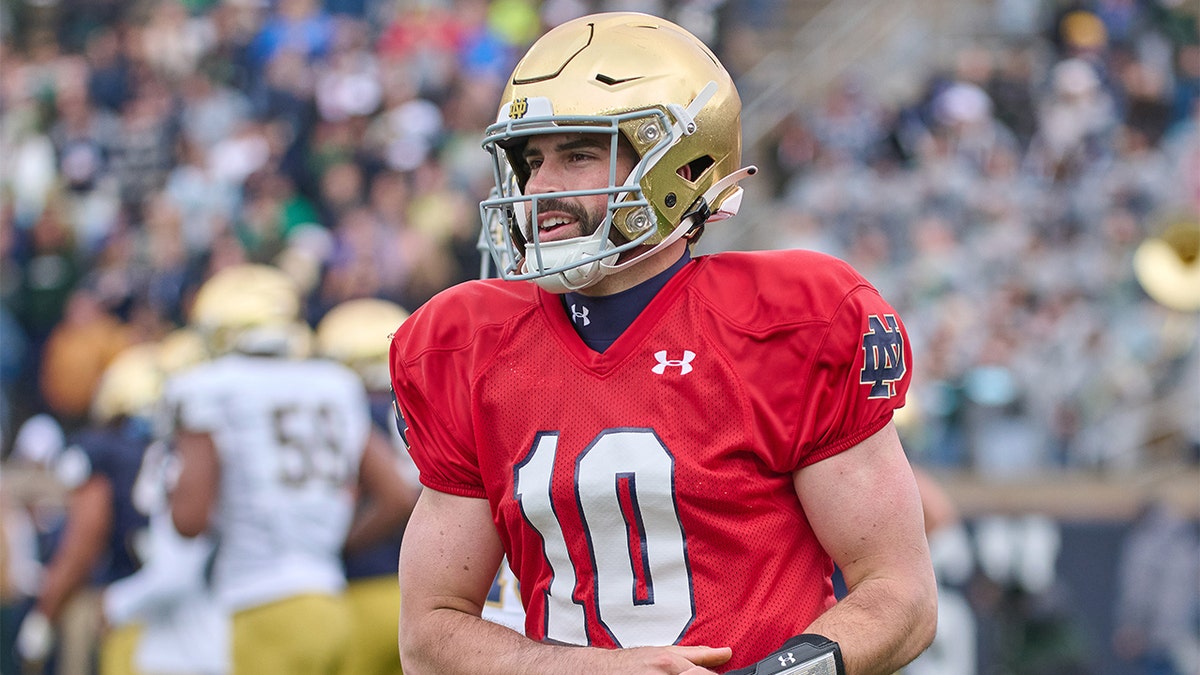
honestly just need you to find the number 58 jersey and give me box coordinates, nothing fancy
[164,354,371,611]
[390,250,912,670]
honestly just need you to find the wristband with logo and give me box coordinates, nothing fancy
[726,633,844,675]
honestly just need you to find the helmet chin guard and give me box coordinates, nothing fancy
[523,230,620,293]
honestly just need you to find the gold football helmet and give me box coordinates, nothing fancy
[189,264,309,356]
[315,298,410,391]
[91,343,164,425]
[479,12,756,292]
[157,327,210,375]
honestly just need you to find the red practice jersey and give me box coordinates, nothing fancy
[390,249,912,671]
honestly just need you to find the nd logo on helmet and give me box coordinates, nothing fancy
[509,97,529,119]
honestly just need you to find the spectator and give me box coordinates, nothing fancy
[11,204,85,356]
[109,79,178,217]
[1025,57,1119,182]
[1113,497,1200,675]
[1,413,68,674]
[38,286,133,432]
[247,0,335,73]
[20,345,163,673]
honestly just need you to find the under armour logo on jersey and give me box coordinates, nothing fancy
[779,652,797,667]
[860,314,906,399]
[652,350,695,375]
[570,303,590,326]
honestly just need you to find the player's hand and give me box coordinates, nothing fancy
[597,644,733,674]
[16,609,54,663]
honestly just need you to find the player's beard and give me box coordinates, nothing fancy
[527,197,602,241]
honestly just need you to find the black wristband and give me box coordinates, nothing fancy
[726,633,845,675]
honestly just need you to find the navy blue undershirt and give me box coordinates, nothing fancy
[561,250,691,352]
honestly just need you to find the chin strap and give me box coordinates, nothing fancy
[530,163,759,292]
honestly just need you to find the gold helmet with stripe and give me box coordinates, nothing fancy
[479,12,756,293]
[315,298,410,391]
[189,264,310,356]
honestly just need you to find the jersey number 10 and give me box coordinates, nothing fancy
[514,429,696,648]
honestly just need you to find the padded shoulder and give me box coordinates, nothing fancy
[688,250,876,330]
[394,279,540,357]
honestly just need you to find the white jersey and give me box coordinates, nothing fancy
[166,354,371,611]
[105,511,229,674]
[104,441,229,674]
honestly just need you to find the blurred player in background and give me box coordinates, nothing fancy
[1,413,67,675]
[167,264,411,675]
[315,298,420,675]
[904,467,977,675]
[18,342,163,674]
[102,327,230,675]
[392,12,935,675]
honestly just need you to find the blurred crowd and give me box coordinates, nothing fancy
[750,0,1200,477]
[0,0,539,445]
[0,1,1197,674]
[0,1,1198,473]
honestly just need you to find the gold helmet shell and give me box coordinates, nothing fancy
[91,343,164,425]
[189,263,307,355]
[189,264,307,356]
[479,12,753,291]
[157,327,210,375]
[315,298,410,391]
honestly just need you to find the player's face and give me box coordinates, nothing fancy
[519,132,637,244]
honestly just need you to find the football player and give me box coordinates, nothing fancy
[315,298,420,675]
[20,342,164,674]
[102,327,229,675]
[391,12,936,675]
[167,264,411,675]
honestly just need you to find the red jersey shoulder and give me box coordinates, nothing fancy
[391,278,540,360]
[688,250,876,329]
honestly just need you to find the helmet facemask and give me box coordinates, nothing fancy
[480,107,682,293]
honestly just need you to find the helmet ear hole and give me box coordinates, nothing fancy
[678,155,715,183]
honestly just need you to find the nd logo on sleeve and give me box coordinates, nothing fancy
[860,314,906,399]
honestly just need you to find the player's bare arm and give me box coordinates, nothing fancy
[793,422,938,675]
[36,475,113,621]
[342,428,419,554]
[170,430,220,538]
[398,488,732,675]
